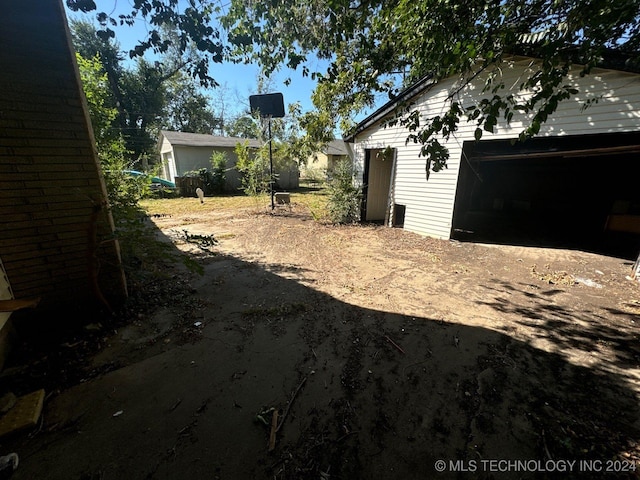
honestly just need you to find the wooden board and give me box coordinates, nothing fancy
[0,297,40,312]
[0,389,44,439]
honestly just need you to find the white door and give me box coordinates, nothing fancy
[365,149,394,221]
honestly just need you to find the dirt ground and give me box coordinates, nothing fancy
[2,198,640,479]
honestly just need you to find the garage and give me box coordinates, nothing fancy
[451,131,640,258]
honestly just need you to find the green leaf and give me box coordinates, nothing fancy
[484,115,497,133]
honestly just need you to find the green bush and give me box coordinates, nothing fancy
[210,151,227,194]
[326,158,361,224]
[235,141,270,197]
[100,138,150,218]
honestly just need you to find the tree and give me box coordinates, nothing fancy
[118,58,168,166]
[220,0,640,177]
[235,140,270,197]
[75,52,118,147]
[75,52,149,216]
[71,19,165,166]
[67,0,224,88]
[164,72,219,133]
[70,17,124,114]
[66,5,336,172]
[226,115,260,138]
[70,18,220,167]
[67,1,638,177]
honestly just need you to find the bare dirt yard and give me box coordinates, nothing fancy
[2,193,640,479]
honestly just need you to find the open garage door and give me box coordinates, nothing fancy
[451,132,640,259]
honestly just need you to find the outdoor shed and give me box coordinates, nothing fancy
[158,130,300,192]
[345,56,640,257]
[0,0,128,365]
[301,139,349,181]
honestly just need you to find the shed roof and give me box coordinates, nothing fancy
[325,139,349,156]
[160,130,261,148]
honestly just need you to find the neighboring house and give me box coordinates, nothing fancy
[0,1,128,366]
[302,140,349,180]
[344,55,640,255]
[158,130,300,191]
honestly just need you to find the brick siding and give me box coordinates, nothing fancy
[0,0,127,313]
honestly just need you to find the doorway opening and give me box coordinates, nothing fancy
[361,148,395,223]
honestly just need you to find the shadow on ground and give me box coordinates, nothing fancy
[1,216,638,480]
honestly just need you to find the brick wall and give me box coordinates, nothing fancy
[0,0,127,314]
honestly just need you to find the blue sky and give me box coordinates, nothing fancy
[64,4,327,119]
[64,1,390,137]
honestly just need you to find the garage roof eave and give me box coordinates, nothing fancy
[343,75,435,143]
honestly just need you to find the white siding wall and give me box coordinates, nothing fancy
[159,136,177,181]
[173,146,217,175]
[173,146,243,190]
[162,152,177,183]
[159,135,173,155]
[353,57,640,239]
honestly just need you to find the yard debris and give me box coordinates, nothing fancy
[0,393,16,415]
[169,399,182,412]
[575,277,603,288]
[231,370,247,380]
[277,376,307,434]
[530,264,575,286]
[259,377,308,452]
[8,196,639,479]
[0,390,45,440]
[268,409,279,452]
[384,335,405,355]
[0,453,18,477]
[255,407,275,426]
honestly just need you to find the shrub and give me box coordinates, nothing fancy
[100,138,150,219]
[326,158,361,224]
[210,151,227,194]
[235,141,270,197]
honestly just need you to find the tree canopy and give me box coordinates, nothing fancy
[70,18,224,166]
[69,0,640,176]
[221,0,640,175]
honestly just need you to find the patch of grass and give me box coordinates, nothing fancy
[290,189,329,221]
[140,193,259,216]
[141,189,330,219]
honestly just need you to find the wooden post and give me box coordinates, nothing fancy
[268,409,279,451]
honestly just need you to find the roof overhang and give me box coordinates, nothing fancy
[343,75,435,143]
[344,51,640,145]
